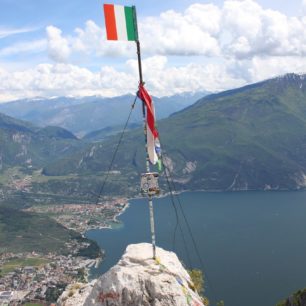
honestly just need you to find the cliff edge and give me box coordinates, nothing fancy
[59,243,205,306]
[277,288,306,306]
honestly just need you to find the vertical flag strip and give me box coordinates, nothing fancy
[103,4,138,41]
[138,84,161,167]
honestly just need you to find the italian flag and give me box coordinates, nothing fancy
[103,4,138,41]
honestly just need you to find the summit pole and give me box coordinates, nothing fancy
[133,6,156,259]
[136,41,143,85]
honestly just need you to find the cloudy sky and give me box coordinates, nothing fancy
[0,0,306,102]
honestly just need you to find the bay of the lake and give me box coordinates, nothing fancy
[86,191,306,306]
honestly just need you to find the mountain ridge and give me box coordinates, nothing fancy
[0,92,209,137]
[2,73,306,205]
[41,73,306,193]
[0,112,83,172]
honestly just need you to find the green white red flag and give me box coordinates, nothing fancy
[103,4,162,169]
[103,4,138,41]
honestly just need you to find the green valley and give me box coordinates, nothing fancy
[2,74,306,208]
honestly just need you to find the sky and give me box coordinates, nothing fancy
[0,0,306,102]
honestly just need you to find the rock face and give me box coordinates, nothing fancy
[58,282,96,306]
[60,243,205,306]
[277,288,306,306]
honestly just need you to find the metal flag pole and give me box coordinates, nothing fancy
[133,6,157,259]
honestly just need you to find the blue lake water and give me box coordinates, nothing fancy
[86,191,306,306]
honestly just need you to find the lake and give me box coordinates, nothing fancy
[86,191,306,306]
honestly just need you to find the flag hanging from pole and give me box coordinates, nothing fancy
[103,4,138,41]
[138,84,162,168]
[103,4,162,170]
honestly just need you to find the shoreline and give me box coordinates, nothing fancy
[84,187,306,279]
[113,201,130,222]
[94,188,288,230]
[85,187,306,233]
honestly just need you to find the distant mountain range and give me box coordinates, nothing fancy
[42,73,306,193]
[1,73,306,206]
[0,92,208,137]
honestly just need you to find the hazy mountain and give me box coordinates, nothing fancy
[83,123,142,141]
[0,112,81,171]
[0,92,209,137]
[42,73,306,193]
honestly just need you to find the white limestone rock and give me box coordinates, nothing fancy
[84,243,204,306]
[58,281,96,306]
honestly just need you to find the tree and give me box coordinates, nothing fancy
[188,269,204,295]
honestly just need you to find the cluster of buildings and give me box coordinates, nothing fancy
[0,246,99,305]
[24,198,128,233]
[0,199,128,305]
[10,175,32,192]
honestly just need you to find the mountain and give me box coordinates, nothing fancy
[83,123,141,141]
[0,112,82,171]
[160,73,306,191]
[42,73,306,193]
[0,92,208,137]
[0,207,99,255]
[3,73,306,205]
[0,111,137,206]
[0,112,97,207]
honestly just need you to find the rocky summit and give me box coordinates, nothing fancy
[59,243,204,306]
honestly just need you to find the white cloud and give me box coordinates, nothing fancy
[1,0,306,101]
[247,56,306,81]
[0,57,246,102]
[46,26,71,62]
[1,52,306,103]
[0,26,38,39]
[43,1,306,61]
[0,40,46,57]
[45,21,135,63]
[72,20,134,57]
[44,3,222,62]
[140,4,221,56]
[0,63,136,102]
[0,64,91,101]
[127,56,245,94]
[222,0,306,58]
